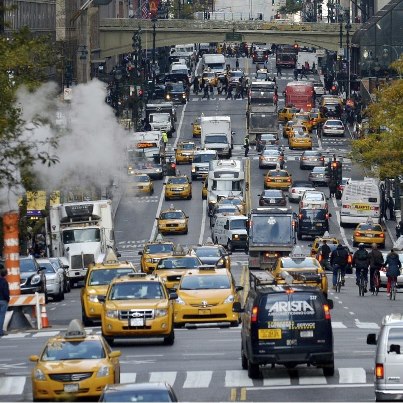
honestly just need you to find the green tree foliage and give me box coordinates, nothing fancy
[351,59,403,179]
[278,0,303,15]
[0,27,59,191]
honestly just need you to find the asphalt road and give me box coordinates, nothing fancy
[0,54,398,402]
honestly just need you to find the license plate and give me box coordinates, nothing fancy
[316,223,323,227]
[64,384,79,393]
[269,199,275,203]
[129,318,144,327]
[198,309,211,315]
[300,330,314,338]
[366,234,373,237]
[276,179,283,182]
[259,329,282,339]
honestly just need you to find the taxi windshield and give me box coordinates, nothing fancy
[179,143,194,150]
[145,243,174,254]
[168,177,188,184]
[109,281,164,300]
[156,257,200,270]
[269,171,288,177]
[134,175,149,182]
[88,268,134,286]
[180,274,230,290]
[160,211,185,219]
[193,154,215,163]
[42,340,105,361]
[194,248,222,257]
[281,258,320,268]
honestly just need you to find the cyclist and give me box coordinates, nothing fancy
[368,243,384,293]
[352,243,370,293]
[384,248,402,297]
[330,243,349,290]
[319,239,332,272]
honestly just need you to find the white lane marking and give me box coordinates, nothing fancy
[298,368,327,384]
[225,370,254,387]
[120,372,137,384]
[32,331,60,338]
[0,376,26,395]
[173,103,187,148]
[334,209,350,247]
[262,369,291,386]
[339,368,367,384]
[355,319,380,329]
[199,200,207,244]
[1,333,29,338]
[183,371,212,388]
[149,371,177,385]
[332,321,347,329]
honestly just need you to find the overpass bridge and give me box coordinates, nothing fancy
[99,19,360,58]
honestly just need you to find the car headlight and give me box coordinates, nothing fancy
[232,234,240,240]
[166,94,171,99]
[145,258,154,263]
[224,294,235,304]
[155,309,168,317]
[31,274,41,285]
[34,368,46,381]
[191,167,196,172]
[96,365,110,377]
[106,310,119,319]
[156,168,162,173]
[88,295,99,302]
[176,296,186,305]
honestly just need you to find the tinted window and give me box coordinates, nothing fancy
[193,154,215,163]
[19,259,38,272]
[145,243,174,254]
[89,268,134,286]
[180,274,230,290]
[109,281,164,300]
[387,328,403,354]
[300,209,327,220]
[157,257,201,269]
[250,215,293,245]
[42,340,105,361]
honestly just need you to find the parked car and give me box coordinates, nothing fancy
[36,258,65,301]
[49,257,70,293]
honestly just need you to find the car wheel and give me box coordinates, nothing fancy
[323,362,335,377]
[82,310,93,327]
[59,287,64,301]
[45,292,49,304]
[163,329,175,345]
[247,360,260,379]
[184,228,188,235]
[241,348,248,370]
[69,279,75,289]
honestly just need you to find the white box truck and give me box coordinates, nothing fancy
[200,116,232,159]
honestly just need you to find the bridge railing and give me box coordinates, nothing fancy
[100,18,360,33]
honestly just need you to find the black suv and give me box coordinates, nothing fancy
[297,208,331,240]
[165,81,188,104]
[19,256,48,300]
[233,271,334,379]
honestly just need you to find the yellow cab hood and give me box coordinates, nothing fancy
[106,300,168,310]
[178,289,231,304]
[38,358,109,373]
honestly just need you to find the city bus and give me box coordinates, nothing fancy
[285,81,315,111]
[340,178,381,226]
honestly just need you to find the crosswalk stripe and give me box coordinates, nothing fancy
[0,376,26,395]
[338,368,367,384]
[183,371,212,388]
[32,331,60,338]
[149,371,177,385]
[262,368,291,385]
[332,321,347,329]
[225,370,254,387]
[120,372,137,384]
[297,368,327,384]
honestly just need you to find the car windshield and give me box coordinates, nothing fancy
[263,150,279,156]
[42,340,105,361]
[326,120,343,126]
[179,143,194,150]
[88,268,134,286]
[62,228,101,244]
[134,175,149,182]
[303,151,321,157]
[261,134,277,141]
[194,248,222,258]
[168,177,188,184]
[109,281,164,300]
[262,190,283,197]
[39,262,56,274]
[157,257,201,270]
[256,72,268,79]
[19,259,37,272]
[312,167,326,173]
[300,210,327,220]
[160,211,185,219]
[230,219,247,230]
[193,154,215,163]
[167,83,185,91]
[101,389,173,402]
[250,215,293,245]
[293,181,314,188]
[218,198,242,206]
[304,193,324,201]
[269,171,288,177]
[180,274,230,290]
[145,243,174,254]
[281,258,320,268]
[151,113,170,122]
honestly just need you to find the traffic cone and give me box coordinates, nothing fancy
[41,305,50,328]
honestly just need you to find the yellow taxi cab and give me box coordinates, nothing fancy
[132,173,154,196]
[157,206,189,234]
[309,109,327,128]
[353,219,385,248]
[272,247,329,297]
[175,141,197,164]
[138,235,175,274]
[100,273,177,346]
[282,120,296,138]
[29,319,121,401]
[174,266,243,327]
[294,112,313,132]
[202,69,218,87]
[81,249,137,326]
[278,106,300,122]
[288,127,312,150]
[217,196,246,215]
[154,245,203,289]
[320,95,343,107]
[264,168,292,190]
[165,175,192,200]
[202,180,208,200]
[189,240,231,270]
[310,233,339,257]
[192,117,201,137]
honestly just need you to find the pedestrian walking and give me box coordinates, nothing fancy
[293,68,298,80]
[328,178,337,198]
[225,85,233,100]
[388,197,395,221]
[0,266,10,337]
[300,65,308,79]
[244,135,250,157]
[161,131,168,152]
[202,84,210,99]
[276,65,282,77]
[396,219,403,238]
[235,58,240,69]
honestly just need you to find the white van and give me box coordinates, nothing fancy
[340,178,381,226]
[170,63,189,76]
[212,215,248,251]
[367,313,403,401]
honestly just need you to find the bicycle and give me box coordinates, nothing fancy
[333,264,343,293]
[372,270,380,296]
[389,276,397,300]
[358,270,367,297]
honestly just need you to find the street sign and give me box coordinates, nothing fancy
[63,87,72,101]
[225,32,243,42]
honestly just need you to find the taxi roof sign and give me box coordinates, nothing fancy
[289,245,307,259]
[64,319,87,339]
[103,248,120,265]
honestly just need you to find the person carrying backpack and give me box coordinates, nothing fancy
[330,243,349,289]
[384,249,402,297]
[368,243,384,293]
[353,243,370,292]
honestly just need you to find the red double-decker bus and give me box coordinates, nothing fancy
[285,81,315,111]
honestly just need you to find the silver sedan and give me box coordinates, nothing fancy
[322,119,345,137]
[36,258,65,301]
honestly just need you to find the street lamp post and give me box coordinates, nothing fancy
[152,17,157,86]
[345,20,352,98]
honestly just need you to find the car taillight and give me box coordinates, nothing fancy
[347,255,352,264]
[251,306,258,323]
[287,178,291,182]
[320,157,324,161]
[375,364,384,379]
[285,289,295,294]
[380,233,385,238]
[302,157,307,160]
[354,232,361,236]
[323,304,331,320]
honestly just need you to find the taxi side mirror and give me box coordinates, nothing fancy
[308,244,313,247]
[29,355,39,362]
[169,292,178,300]
[109,351,121,358]
[232,301,244,313]
[138,251,143,255]
[98,295,106,303]
[235,285,244,292]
